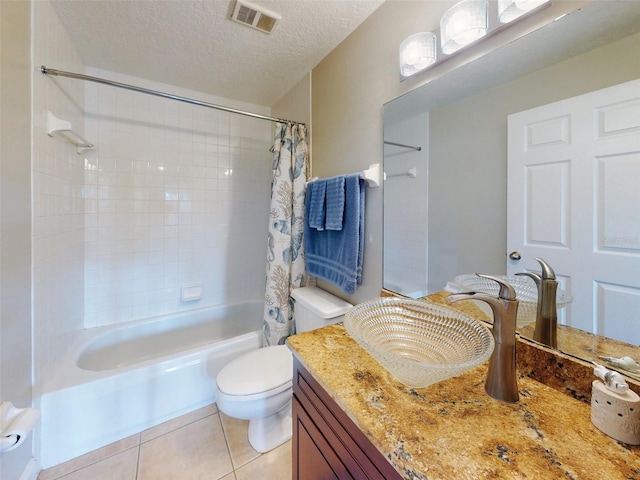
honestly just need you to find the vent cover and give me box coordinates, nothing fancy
[231,0,281,34]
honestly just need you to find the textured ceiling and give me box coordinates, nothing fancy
[51,0,385,106]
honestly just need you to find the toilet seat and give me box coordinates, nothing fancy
[216,345,293,400]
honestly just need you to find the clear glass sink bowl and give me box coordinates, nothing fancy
[452,274,573,328]
[344,297,495,388]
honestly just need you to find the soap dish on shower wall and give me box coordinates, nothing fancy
[181,283,203,302]
[46,111,95,154]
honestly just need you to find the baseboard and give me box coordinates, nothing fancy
[19,458,39,480]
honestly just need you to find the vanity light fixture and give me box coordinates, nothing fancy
[498,0,551,23]
[440,0,489,55]
[398,0,551,79]
[399,32,437,78]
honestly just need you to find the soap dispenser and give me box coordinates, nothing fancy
[591,362,640,445]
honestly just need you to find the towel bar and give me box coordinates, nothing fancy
[360,164,381,187]
[385,167,417,180]
[307,163,381,188]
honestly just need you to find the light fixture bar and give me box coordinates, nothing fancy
[398,0,551,80]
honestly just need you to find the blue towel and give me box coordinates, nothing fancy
[304,173,365,294]
[325,176,345,231]
[307,180,326,230]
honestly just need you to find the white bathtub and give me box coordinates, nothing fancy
[39,301,263,469]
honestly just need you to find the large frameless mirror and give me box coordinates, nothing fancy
[383,0,640,379]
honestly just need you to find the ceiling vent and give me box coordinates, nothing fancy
[231,0,281,34]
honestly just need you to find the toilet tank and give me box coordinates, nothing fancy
[291,286,353,333]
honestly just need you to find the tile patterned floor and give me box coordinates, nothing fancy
[38,404,292,480]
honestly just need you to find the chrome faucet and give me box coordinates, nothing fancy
[448,274,519,403]
[517,257,558,348]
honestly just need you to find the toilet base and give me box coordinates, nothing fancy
[247,399,292,453]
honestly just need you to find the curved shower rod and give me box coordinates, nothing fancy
[41,66,305,126]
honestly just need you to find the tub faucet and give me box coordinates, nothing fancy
[448,274,519,403]
[517,257,558,348]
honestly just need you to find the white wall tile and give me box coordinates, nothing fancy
[32,0,273,390]
[82,74,272,328]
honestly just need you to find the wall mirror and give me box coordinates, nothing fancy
[383,0,640,379]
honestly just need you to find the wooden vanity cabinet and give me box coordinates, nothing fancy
[292,357,403,480]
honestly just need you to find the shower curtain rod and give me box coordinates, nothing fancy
[41,66,305,126]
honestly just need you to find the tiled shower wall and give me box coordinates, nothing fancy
[82,69,272,327]
[33,1,273,385]
[33,0,88,388]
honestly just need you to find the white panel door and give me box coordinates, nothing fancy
[507,78,640,343]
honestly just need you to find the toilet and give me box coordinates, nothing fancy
[215,286,352,453]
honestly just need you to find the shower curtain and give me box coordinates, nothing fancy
[263,122,308,346]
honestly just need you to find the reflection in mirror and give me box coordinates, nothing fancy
[382,1,640,377]
[383,114,428,298]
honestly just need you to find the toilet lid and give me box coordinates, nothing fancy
[217,345,293,396]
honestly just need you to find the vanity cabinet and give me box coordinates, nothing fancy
[292,356,402,480]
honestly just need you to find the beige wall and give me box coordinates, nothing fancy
[307,0,537,303]
[306,0,614,304]
[309,1,453,303]
[1,1,34,478]
[271,72,311,128]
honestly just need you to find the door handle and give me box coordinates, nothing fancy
[508,251,521,261]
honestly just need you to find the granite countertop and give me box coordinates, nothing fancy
[518,322,640,383]
[287,300,640,480]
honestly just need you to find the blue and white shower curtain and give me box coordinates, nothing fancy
[263,123,308,346]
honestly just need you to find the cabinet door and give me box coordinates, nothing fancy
[292,357,403,480]
[293,398,354,480]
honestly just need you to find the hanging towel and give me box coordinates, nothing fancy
[304,173,365,294]
[307,180,326,230]
[325,176,346,231]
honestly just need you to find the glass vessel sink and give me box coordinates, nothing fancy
[344,297,494,388]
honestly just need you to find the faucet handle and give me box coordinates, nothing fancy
[515,257,556,285]
[476,274,517,301]
[535,257,556,280]
[516,271,541,287]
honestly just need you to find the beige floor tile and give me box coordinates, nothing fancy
[55,448,138,480]
[141,403,219,443]
[219,413,260,469]
[38,434,140,480]
[234,440,291,480]
[137,413,233,480]
[220,474,236,480]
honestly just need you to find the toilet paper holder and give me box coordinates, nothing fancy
[0,401,41,453]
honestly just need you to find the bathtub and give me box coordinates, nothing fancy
[39,301,263,469]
